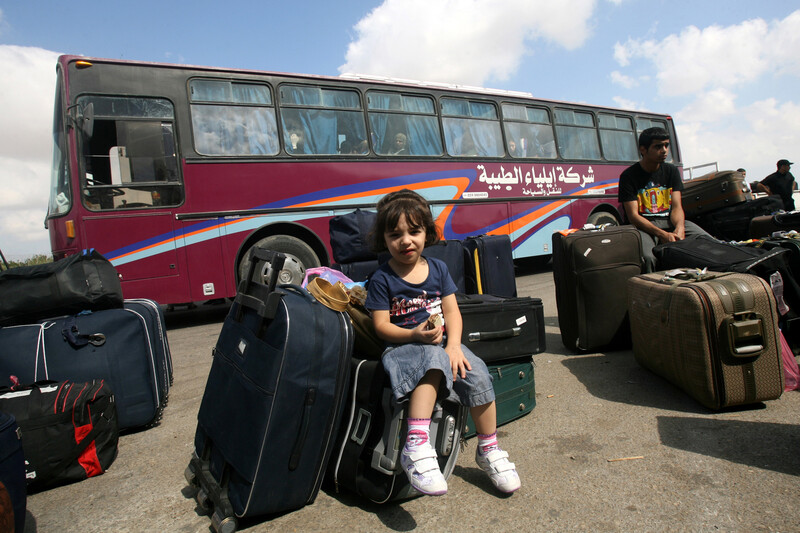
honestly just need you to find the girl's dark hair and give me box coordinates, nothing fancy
[372,189,441,252]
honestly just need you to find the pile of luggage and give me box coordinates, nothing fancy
[0,249,173,532]
[682,169,785,241]
[184,209,546,532]
[552,225,800,414]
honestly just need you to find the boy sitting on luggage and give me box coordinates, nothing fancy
[364,189,521,496]
[618,126,710,272]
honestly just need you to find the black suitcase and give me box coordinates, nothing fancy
[0,305,171,430]
[457,294,545,362]
[552,225,643,352]
[464,359,535,439]
[329,209,378,264]
[327,358,465,504]
[692,196,783,241]
[0,249,123,327]
[422,240,468,294]
[0,412,25,533]
[333,260,380,283]
[186,249,353,529]
[463,235,517,297]
[682,170,749,218]
[749,211,800,239]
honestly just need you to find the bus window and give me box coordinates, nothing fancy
[367,91,443,156]
[78,96,182,211]
[598,113,637,161]
[279,85,367,155]
[189,80,279,156]
[441,97,503,157]
[554,109,602,160]
[501,104,556,159]
[635,117,674,162]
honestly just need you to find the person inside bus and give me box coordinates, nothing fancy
[339,139,353,154]
[352,139,369,154]
[389,133,409,155]
[756,159,796,211]
[508,139,521,157]
[618,127,710,272]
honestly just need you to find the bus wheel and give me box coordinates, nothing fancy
[238,235,320,286]
[586,211,619,227]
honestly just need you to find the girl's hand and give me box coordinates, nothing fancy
[445,344,471,381]
[412,321,443,345]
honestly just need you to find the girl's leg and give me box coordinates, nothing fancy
[470,401,497,436]
[402,369,447,496]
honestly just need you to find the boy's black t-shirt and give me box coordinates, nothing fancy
[618,162,684,220]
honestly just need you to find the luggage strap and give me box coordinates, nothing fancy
[61,316,106,348]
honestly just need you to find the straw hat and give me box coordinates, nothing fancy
[306,277,349,312]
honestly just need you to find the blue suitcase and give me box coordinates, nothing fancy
[0,301,171,430]
[0,412,25,533]
[186,249,353,530]
[463,235,517,297]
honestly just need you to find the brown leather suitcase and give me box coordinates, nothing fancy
[749,211,800,239]
[682,170,750,219]
[627,270,784,409]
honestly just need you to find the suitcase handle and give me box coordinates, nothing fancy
[722,312,765,358]
[467,327,521,342]
[235,249,287,321]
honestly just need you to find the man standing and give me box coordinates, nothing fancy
[618,127,710,272]
[757,159,796,211]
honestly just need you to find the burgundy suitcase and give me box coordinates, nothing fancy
[749,212,800,239]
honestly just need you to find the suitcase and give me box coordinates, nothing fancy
[186,249,353,528]
[0,305,171,430]
[749,211,800,239]
[0,380,119,492]
[552,225,643,352]
[682,170,749,219]
[329,209,378,264]
[333,260,380,283]
[327,358,465,504]
[422,240,468,294]
[692,196,784,241]
[457,294,545,362]
[627,270,784,409]
[464,359,535,439]
[0,412,25,533]
[463,235,517,298]
[0,249,123,327]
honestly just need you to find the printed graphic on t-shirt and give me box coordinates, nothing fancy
[637,184,672,217]
[390,290,443,328]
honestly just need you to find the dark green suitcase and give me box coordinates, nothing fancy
[464,360,536,438]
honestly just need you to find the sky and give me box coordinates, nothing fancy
[0,0,799,259]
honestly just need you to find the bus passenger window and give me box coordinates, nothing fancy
[501,104,556,159]
[554,109,601,160]
[442,97,503,157]
[367,91,442,156]
[599,114,637,161]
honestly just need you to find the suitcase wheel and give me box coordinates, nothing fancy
[195,488,212,515]
[211,509,237,533]
[184,465,197,487]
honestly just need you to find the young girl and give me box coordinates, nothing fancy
[364,189,521,496]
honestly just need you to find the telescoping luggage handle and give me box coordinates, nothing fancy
[659,269,766,358]
[236,248,286,321]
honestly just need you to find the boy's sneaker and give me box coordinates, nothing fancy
[400,442,448,496]
[475,448,521,493]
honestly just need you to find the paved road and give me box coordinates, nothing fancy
[24,262,800,532]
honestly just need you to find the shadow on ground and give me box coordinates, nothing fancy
[657,415,800,476]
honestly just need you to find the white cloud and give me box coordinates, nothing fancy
[0,45,61,257]
[611,96,647,111]
[614,10,800,97]
[610,70,637,89]
[340,0,597,85]
[673,88,737,124]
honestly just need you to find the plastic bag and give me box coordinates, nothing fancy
[780,330,800,391]
[301,266,353,288]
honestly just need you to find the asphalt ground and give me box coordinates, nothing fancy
[23,261,800,532]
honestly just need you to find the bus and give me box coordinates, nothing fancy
[46,55,682,306]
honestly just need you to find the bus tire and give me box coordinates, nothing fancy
[238,235,320,287]
[586,211,619,227]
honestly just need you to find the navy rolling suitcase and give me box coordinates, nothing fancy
[186,249,353,530]
[327,358,465,504]
[422,239,468,293]
[0,304,171,431]
[0,412,25,533]
[463,235,517,297]
[457,294,545,362]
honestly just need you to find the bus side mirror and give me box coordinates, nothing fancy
[68,102,94,138]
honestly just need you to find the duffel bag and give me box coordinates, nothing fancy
[329,209,378,264]
[0,380,118,492]
[0,249,123,326]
